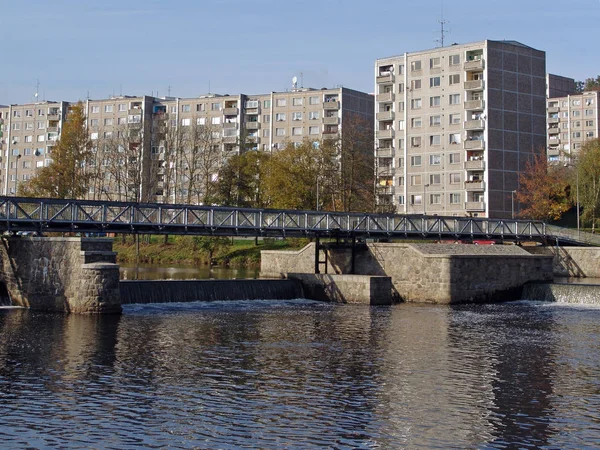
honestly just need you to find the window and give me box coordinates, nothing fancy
[37,121,45,130]
[263,129,270,137]
[211,117,221,125]
[429,154,441,165]
[36,160,44,168]
[90,119,99,127]
[410,175,422,185]
[429,57,441,69]
[25,122,33,130]
[223,128,237,137]
[197,103,206,112]
[449,193,461,204]
[36,148,44,156]
[262,114,270,123]
[449,74,460,85]
[573,100,581,106]
[263,100,271,108]
[410,60,422,71]
[430,77,441,87]
[276,98,286,107]
[398,157,404,167]
[398,83,405,93]
[449,94,461,105]
[309,111,319,120]
[91,106,100,113]
[449,153,460,164]
[182,118,191,126]
[104,105,114,113]
[398,139,405,150]
[91,132,98,140]
[37,109,45,116]
[411,79,422,90]
[429,135,441,146]
[430,194,441,204]
[104,118,113,126]
[292,112,302,121]
[449,54,460,66]
[276,113,286,121]
[12,123,20,131]
[211,102,221,111]
[430,96,441,107]
[411,155,422,166]
[411,98,422,109]
[37,135,45,142]
[181,104,191,113]
[292,127,302,136]
[573,121,581,128]
[411,194,422,205]
[586,120,594,127]
[585,109,595,116]
[103,131,112,138]
[430,115,441,126]
[573,110,581,117]
[211,131,220,139]
[309,126,319,135]
[118,117,126,125]
[398,101,405,111]
[11,149,19,156]
[276,128,285,136]
[13,110,21,118]
[398,120,405,130]
[309,96,319,105]
[245,100,259,108]
[562,111,569,118]
[119,104,127,112]
[24,148,32,156]
[449,133,461,144]
[292,98,303,106]
[586,131,594,138]
[24,136,33,143]
[398,176,405,186]
[411,117,422,128]
[449,173,461,184]
[573,131,581,138]
[430,174,441,185]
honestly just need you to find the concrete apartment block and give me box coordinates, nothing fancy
[374,40,547,218]
[547,90,599,163]
[0,87,373,203]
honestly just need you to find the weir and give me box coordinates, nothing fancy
[522,282,600,304]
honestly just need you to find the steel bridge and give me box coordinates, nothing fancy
[0,196,597,246]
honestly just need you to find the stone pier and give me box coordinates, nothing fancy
[0,237,121,314]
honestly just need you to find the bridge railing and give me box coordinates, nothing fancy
[545,225,600,246]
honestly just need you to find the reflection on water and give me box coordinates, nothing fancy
[119,263,260,280]
[1,301,600,448]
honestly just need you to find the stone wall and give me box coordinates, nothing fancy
[287,274,392,305]
[261,242,553,304]
[525,246,600,278]
[0,237,121,314]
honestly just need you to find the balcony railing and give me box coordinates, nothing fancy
[376,74,393,84]
[376,92,394,103]
[376,111,394,121]
[547,117,559,124]
[547,106,559,114]
[465,201,486,211]
[465,180,485,191]
[223,122,238,129]
[464,99,484,110]
[323,116,339,125]
[128,108,142,115]
[464,119,484,130]
[245,122,260,130]
[464,59,484,71]
[377,129,393,139]
[548,128,560,135]
[464,160,485,170]
[46,126,58,133]
[377,166,394,176]
[464,80,484,90]
[377,147,394,158]
[376,186,395,195]
[323,101,340,110]
[464,140,485,150]
[47,114,60,121]
[223,107,239,116]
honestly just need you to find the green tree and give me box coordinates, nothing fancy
[516,150,570,221]
[214,151,268,208]
[20,102,92,198]
[576,139,600,232]
[575,76,600,92]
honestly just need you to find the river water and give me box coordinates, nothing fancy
[1,299,600,448]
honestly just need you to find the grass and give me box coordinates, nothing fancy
[112,236,309,267]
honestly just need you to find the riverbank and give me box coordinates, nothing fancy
[113,236,308,267]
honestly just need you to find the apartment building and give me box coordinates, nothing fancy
[0,86,373,203]
[374,40,547,218]
[547,90,599,163]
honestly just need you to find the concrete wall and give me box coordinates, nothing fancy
[0,237,121,314]
[287,274,392,305]
[262,242,553,304]
[525,246,600,278]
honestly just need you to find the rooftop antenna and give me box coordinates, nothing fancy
[168,85,172,97]
[120,84,122,96]
[34,79,40,102]
[300,72,304,88]
[435,0,449,47]
[292,76,298,90]
[208,80,211,94]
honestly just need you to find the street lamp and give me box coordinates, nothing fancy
[14,152,21,196]
[423,183,430,215]
[564,162,580,238]
[511,190,517,220]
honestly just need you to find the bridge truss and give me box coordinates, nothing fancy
[0,196,597,246]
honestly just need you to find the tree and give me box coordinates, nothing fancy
[575,76,600,93]
[576,139,600,232]
[214,151,269,208]
[20,102,92,198]
[515,150,570,221]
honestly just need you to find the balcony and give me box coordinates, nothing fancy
[245,122,260,130]
[377,166,394,176]
[464,159,485,170]
[464,140,485,150]
[223,107,239,116]
[464,119,484,130]
[376,111,394,121]
[47,114,60,121]
[223,122,238,129]
[377,129,394,139]
[464,99,484,110]
[547,106,559,114]
[323,131,339,139]
[377,147,394,158]
[46,126,58,133]
[376,92,394,103]
[376,73,393,84]
[323,116,339,125]
[128,108,142,115]
[548,128,560,135]
[464,80,484,90]
[465,180,485,191]
[46,141,56,147]
[548,117,559,125]
[464,59,484,71]
[465,201,486,211]
[323,101,340,110]
[223,136,237,144]
[376,186,395,195]
[547,147,561,156]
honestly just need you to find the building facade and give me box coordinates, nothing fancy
[547,90,599,163]
[0,87,373,203]
[374,40,547,218]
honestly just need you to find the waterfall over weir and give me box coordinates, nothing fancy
[522,282,600,305]
[120,279,305,305]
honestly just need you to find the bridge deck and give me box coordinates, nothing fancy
[0,196,597,246]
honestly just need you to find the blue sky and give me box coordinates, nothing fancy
[1,0,598,104]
